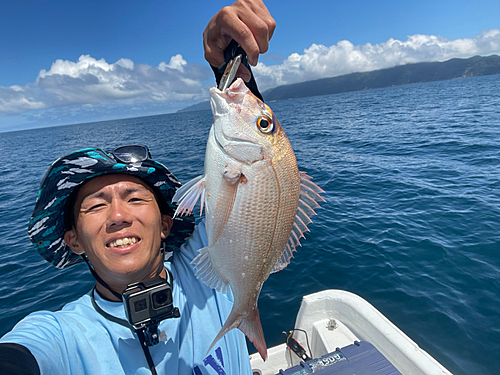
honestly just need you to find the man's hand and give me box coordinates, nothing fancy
[203,0,276,81]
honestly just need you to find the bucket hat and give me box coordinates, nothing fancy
[27,146,195,269]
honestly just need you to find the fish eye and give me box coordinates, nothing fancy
[256,115,274,134]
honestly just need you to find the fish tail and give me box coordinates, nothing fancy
[206,306,268,361]
[206,310,242,356]
[239,306,267,361]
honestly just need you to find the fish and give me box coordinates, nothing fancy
[173,78,324,360]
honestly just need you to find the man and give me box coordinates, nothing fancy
[0,1,275,374]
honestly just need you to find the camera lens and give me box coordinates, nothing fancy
[152,290,172,309]
[155,293,167,304]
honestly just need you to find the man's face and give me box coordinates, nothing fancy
[64,174,173,290]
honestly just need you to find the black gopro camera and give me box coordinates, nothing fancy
[123,275,180,330]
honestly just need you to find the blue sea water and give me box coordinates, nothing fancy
[1,74,500,374]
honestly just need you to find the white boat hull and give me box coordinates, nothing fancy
[250,289,451,375]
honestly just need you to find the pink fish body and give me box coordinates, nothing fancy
[173,78,323,360]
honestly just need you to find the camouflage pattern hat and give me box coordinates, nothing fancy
[27,146,195,269]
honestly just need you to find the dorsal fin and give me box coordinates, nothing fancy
[271,172,324,273]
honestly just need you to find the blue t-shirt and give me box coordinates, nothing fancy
[0,220,252,375]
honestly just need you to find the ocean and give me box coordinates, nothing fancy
[1,74,499,374]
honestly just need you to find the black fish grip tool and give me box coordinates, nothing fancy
[211,39,264,101]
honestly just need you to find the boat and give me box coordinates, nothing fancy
[249,290,452,375]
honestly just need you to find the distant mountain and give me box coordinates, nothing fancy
[263,55,500,101]
[178,55,500,113]
[177,100,211,113]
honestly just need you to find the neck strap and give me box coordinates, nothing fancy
[90,288,158,375]
[90,287,132,328]
[81,243,167,301]
[81,254,123,300]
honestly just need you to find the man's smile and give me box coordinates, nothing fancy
[106,237,141,248]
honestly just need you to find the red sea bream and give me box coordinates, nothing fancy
[173,78,324,360]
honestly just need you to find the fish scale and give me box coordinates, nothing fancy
[173,78,324,361]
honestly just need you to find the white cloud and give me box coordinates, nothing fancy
[254,29,500,91]
[158,54,187,72]
[0,85,46,114]
[0,54,210,116]
[1,29,499,128]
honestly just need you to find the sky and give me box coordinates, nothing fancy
[1,0,499,132]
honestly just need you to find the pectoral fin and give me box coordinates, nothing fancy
[172,175,206,217]
[209,162,242,246]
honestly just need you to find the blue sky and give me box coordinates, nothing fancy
[1,0,499,132]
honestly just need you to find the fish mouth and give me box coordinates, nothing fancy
[210,78,248,97]
[210,80,260,143]
[210,79,265,164]
[209,78,248,114]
